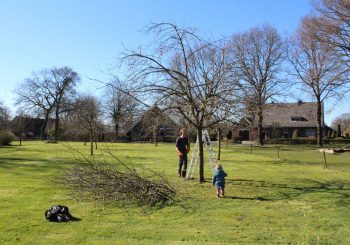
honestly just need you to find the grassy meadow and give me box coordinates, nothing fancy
[0,141,350,244]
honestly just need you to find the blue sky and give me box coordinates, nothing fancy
[1,0,347,124]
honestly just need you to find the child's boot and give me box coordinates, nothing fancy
[181,170,186,178]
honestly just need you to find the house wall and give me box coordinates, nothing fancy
[233,126,334,142]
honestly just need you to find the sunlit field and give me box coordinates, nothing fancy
[1,141,350,244]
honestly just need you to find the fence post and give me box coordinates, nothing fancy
[323,151,328,168]
[277,146,280,159]
[250,144,253,154]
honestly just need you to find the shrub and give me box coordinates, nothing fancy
[345,133,350,139]
[0,130,14,146]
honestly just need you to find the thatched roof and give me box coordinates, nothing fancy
[262,101,322,128]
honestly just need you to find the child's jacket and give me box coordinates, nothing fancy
[212,169,227,188]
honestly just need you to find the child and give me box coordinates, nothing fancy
[175,128,190,177]
[212,163,227,198]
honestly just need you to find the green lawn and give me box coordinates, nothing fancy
[0,141,350,244]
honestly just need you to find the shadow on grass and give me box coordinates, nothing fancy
[229,196,270,201]
[0,155,74,177]
[226,178,350,206]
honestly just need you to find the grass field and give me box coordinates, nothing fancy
[0,141,350,244]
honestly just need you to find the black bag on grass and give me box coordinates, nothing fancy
[45,205,78,222]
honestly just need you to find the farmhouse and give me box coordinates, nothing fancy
[233,101,335,141]
[126,106,179,142]
[11,116,56,139]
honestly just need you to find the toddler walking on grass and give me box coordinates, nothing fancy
[212,163,227,198]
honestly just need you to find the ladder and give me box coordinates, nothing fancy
[186,130,217,179]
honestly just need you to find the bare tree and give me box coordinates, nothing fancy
[16,70,55,139]
[331,113,350,136]
[74,95,103,155]
[288,17,350,146]
[102,78,137,137]
[50,67,79,141]
[312,0,350,67]
[15,67,79,140]
[0,101,10,130]
[120,23,238,182]
[228,24,286,145]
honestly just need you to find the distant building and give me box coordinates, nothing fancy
[126,106,179,142]
[233,101,335,141]
[11,116,55,139]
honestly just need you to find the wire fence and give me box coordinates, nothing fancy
[221,142,350,171]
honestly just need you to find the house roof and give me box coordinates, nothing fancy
[262,101,322,128]
[126,106,178,134]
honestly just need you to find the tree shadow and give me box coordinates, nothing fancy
[228,196,270,201]
[225,178,350,206]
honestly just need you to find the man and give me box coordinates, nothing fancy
[176,128,190,177]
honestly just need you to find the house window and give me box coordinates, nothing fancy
[291,116,308,122]
[239,130,250,141]
[283,129,289,138]
[305,128,316,137]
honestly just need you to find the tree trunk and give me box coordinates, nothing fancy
[54,116,59,142]
[40,112,50,140]
[90,131,94,155]
[153,129,158,147]
[114,100,121,137]
[197,128,205,182]
[316,99,323,147]
[19,134,22,146]
[54,104,60,142]
[337,124,341,137]
[257,106,264,146]
[217,128,221,160]
[114,122,119,137]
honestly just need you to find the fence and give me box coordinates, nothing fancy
[265,138,350,145]
[223,142,350,171]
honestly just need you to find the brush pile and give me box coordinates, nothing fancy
[61,153,176,207]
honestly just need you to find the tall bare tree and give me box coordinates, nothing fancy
[312,0,350,67]
[15,67,79,140]
[16,70,55,139]
[288,17,349,146]
[50,67,79,141]
[229,25,286,145]
[120,23,238,182]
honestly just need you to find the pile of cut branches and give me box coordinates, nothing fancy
[61,149,176,207]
